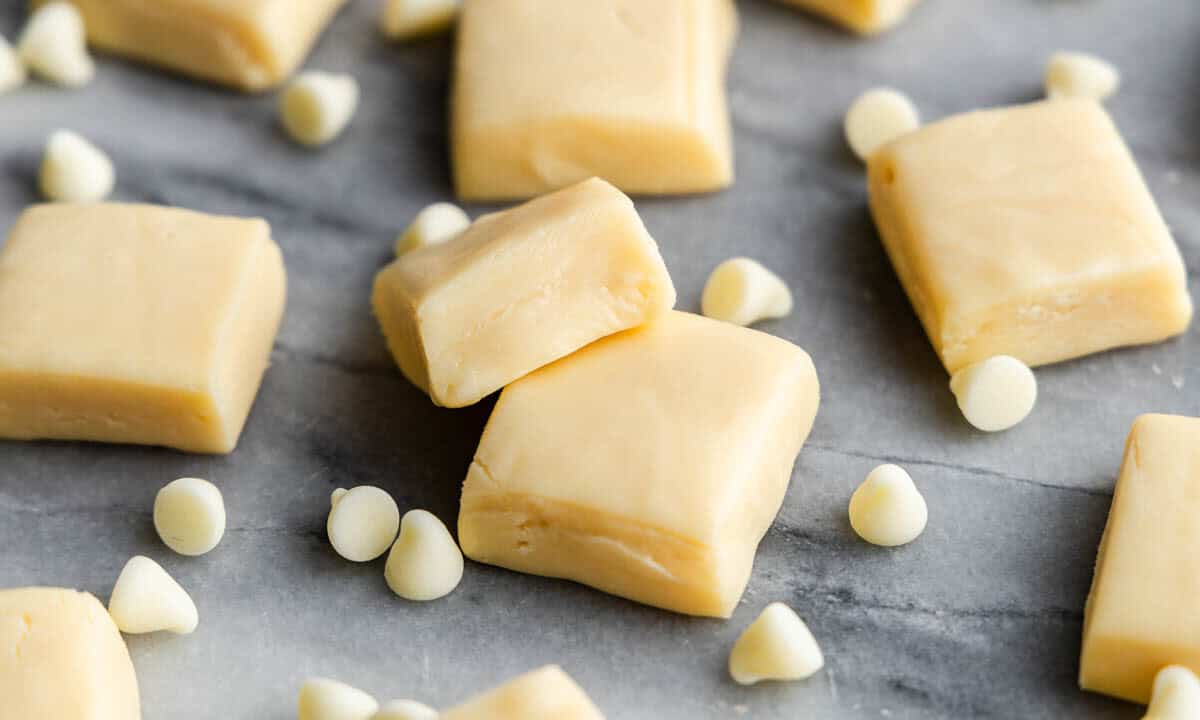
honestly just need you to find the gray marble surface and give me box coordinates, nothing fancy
[1,1,1198,717]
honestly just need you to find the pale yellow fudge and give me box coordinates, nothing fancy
[30,0,349,91]
[1080,414,1200,704]
[442,666,604,720]
[459,311,820,618]
[0,203,286,454]
[0,587,141,720]
[868,100,1192,374]
[781,0,919,34]
[373,178,675,408]
[452,0,736,200]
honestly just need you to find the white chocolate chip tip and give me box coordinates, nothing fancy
[844,87,920,161]
[107,555,199,635]
[371,699,439,720]
[384,509,464,602]
[949,355,1037,433]
[395,202,471,256]
[1143,666,1200,720]
[17,2,94,88]
[729,602,824,685]
[39,129,115,203]
[701,257,793,327]
[382,0,462,40]
[154,477,226,557]
[298,678,380,720]
[848,464,928,547]
[0,33,27,94]
[281,71,360,147]
[331,487,349,507]
[327,486,401,562]
[1045,51,1120,101]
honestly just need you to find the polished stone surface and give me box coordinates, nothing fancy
[1,1,1197,717]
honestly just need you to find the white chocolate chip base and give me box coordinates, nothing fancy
[281,71,360,147]
[949,355,1037,432]
[701,257,793,327]
[154,477,226,556]
[1045,51,1120,101]
[327,486,401,562]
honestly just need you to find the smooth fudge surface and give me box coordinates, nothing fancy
[0,587,140,720]
[0,203,286,454]
[868,99,1192,373]
[459,311,820,618]
[781,0,919,34]
[1080,414,1200,703]
[31,0,348,91]
[373,178,676,408]
[442,666,604,720]
[452,0,736,200]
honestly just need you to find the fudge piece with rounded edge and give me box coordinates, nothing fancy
[442,666,603,720]
[868,99,1192,374]
[452,0,737,200]
[459,311,819,618]
[781,0,919,35]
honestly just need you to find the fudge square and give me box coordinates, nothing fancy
[442,666,604,720]
[459,311,820,618]
[0,203,286,454]
[867,99,1192,374]
[32,0,349,91]
[452,0,737,200]
[0,588,141,720]
[781,0,919,34]
[1080,414,1200,703]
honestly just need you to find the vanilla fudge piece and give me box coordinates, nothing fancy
[442,666,604,720]
[459,311,819,617]
[1080,414,1200,703]
[0,587,141,720]
[30,0,348,91]
[781,0,919,34]
[373,178,675,408]
[0,203,286,453]
[868,100,1192,373]
[452,0,736,200]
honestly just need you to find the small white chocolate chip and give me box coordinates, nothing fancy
[701,258,793,327]
[382,0,461,40]
[0,34,27,94]
[844,87,919,161]
[1144,666,1200,720]
[17,2,94,88]
[153,477,226,557]
[728,602,824,686]
[371,699,439,720]
[280,71,360,147]
[385,510,464,602]
[107,555,199,635]
[39,129,115,203]
[849,464,928,547]
[950,355,1037,432]
[331,488,349,507]
[395,202,471,256]
[1045,51,1120,101]
[327,486,400,562]
[299,678,380,720]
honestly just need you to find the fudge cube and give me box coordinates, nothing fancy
[459,311,820,618]
[781,0,919,34]
[452,0,737,200]
[442,666,604,720]
[1080,414,1200,703]
[31,0,348,90]
[0,587,140,720]
[372,178,675,408]
[868,99,1192,373]
[0,203,286,454]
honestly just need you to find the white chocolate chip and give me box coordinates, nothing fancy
[371,699,439,720]
[949,355,1037,432]
[327,486,400,562]
[701,258,793,327]
[382,0,461,40]
[1045,51,1120,101]
[844,87,920,161]
[728,602,824,686]
[384,510,464,602]
[17,2,94,88]
[394,202,471,256]
[1143,666,1200,720]
[298,678,380,720]
[153,477,226,557]
[848,464,928,547]
[280,71,360,147]
[331,487,349,507]
[0,34,27,94]
[107,555,199,635]
[39,130,115,203]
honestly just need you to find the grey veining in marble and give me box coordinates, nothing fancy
[2,1,1198,718]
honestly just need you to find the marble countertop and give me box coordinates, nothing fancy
[2,1,1198,718]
